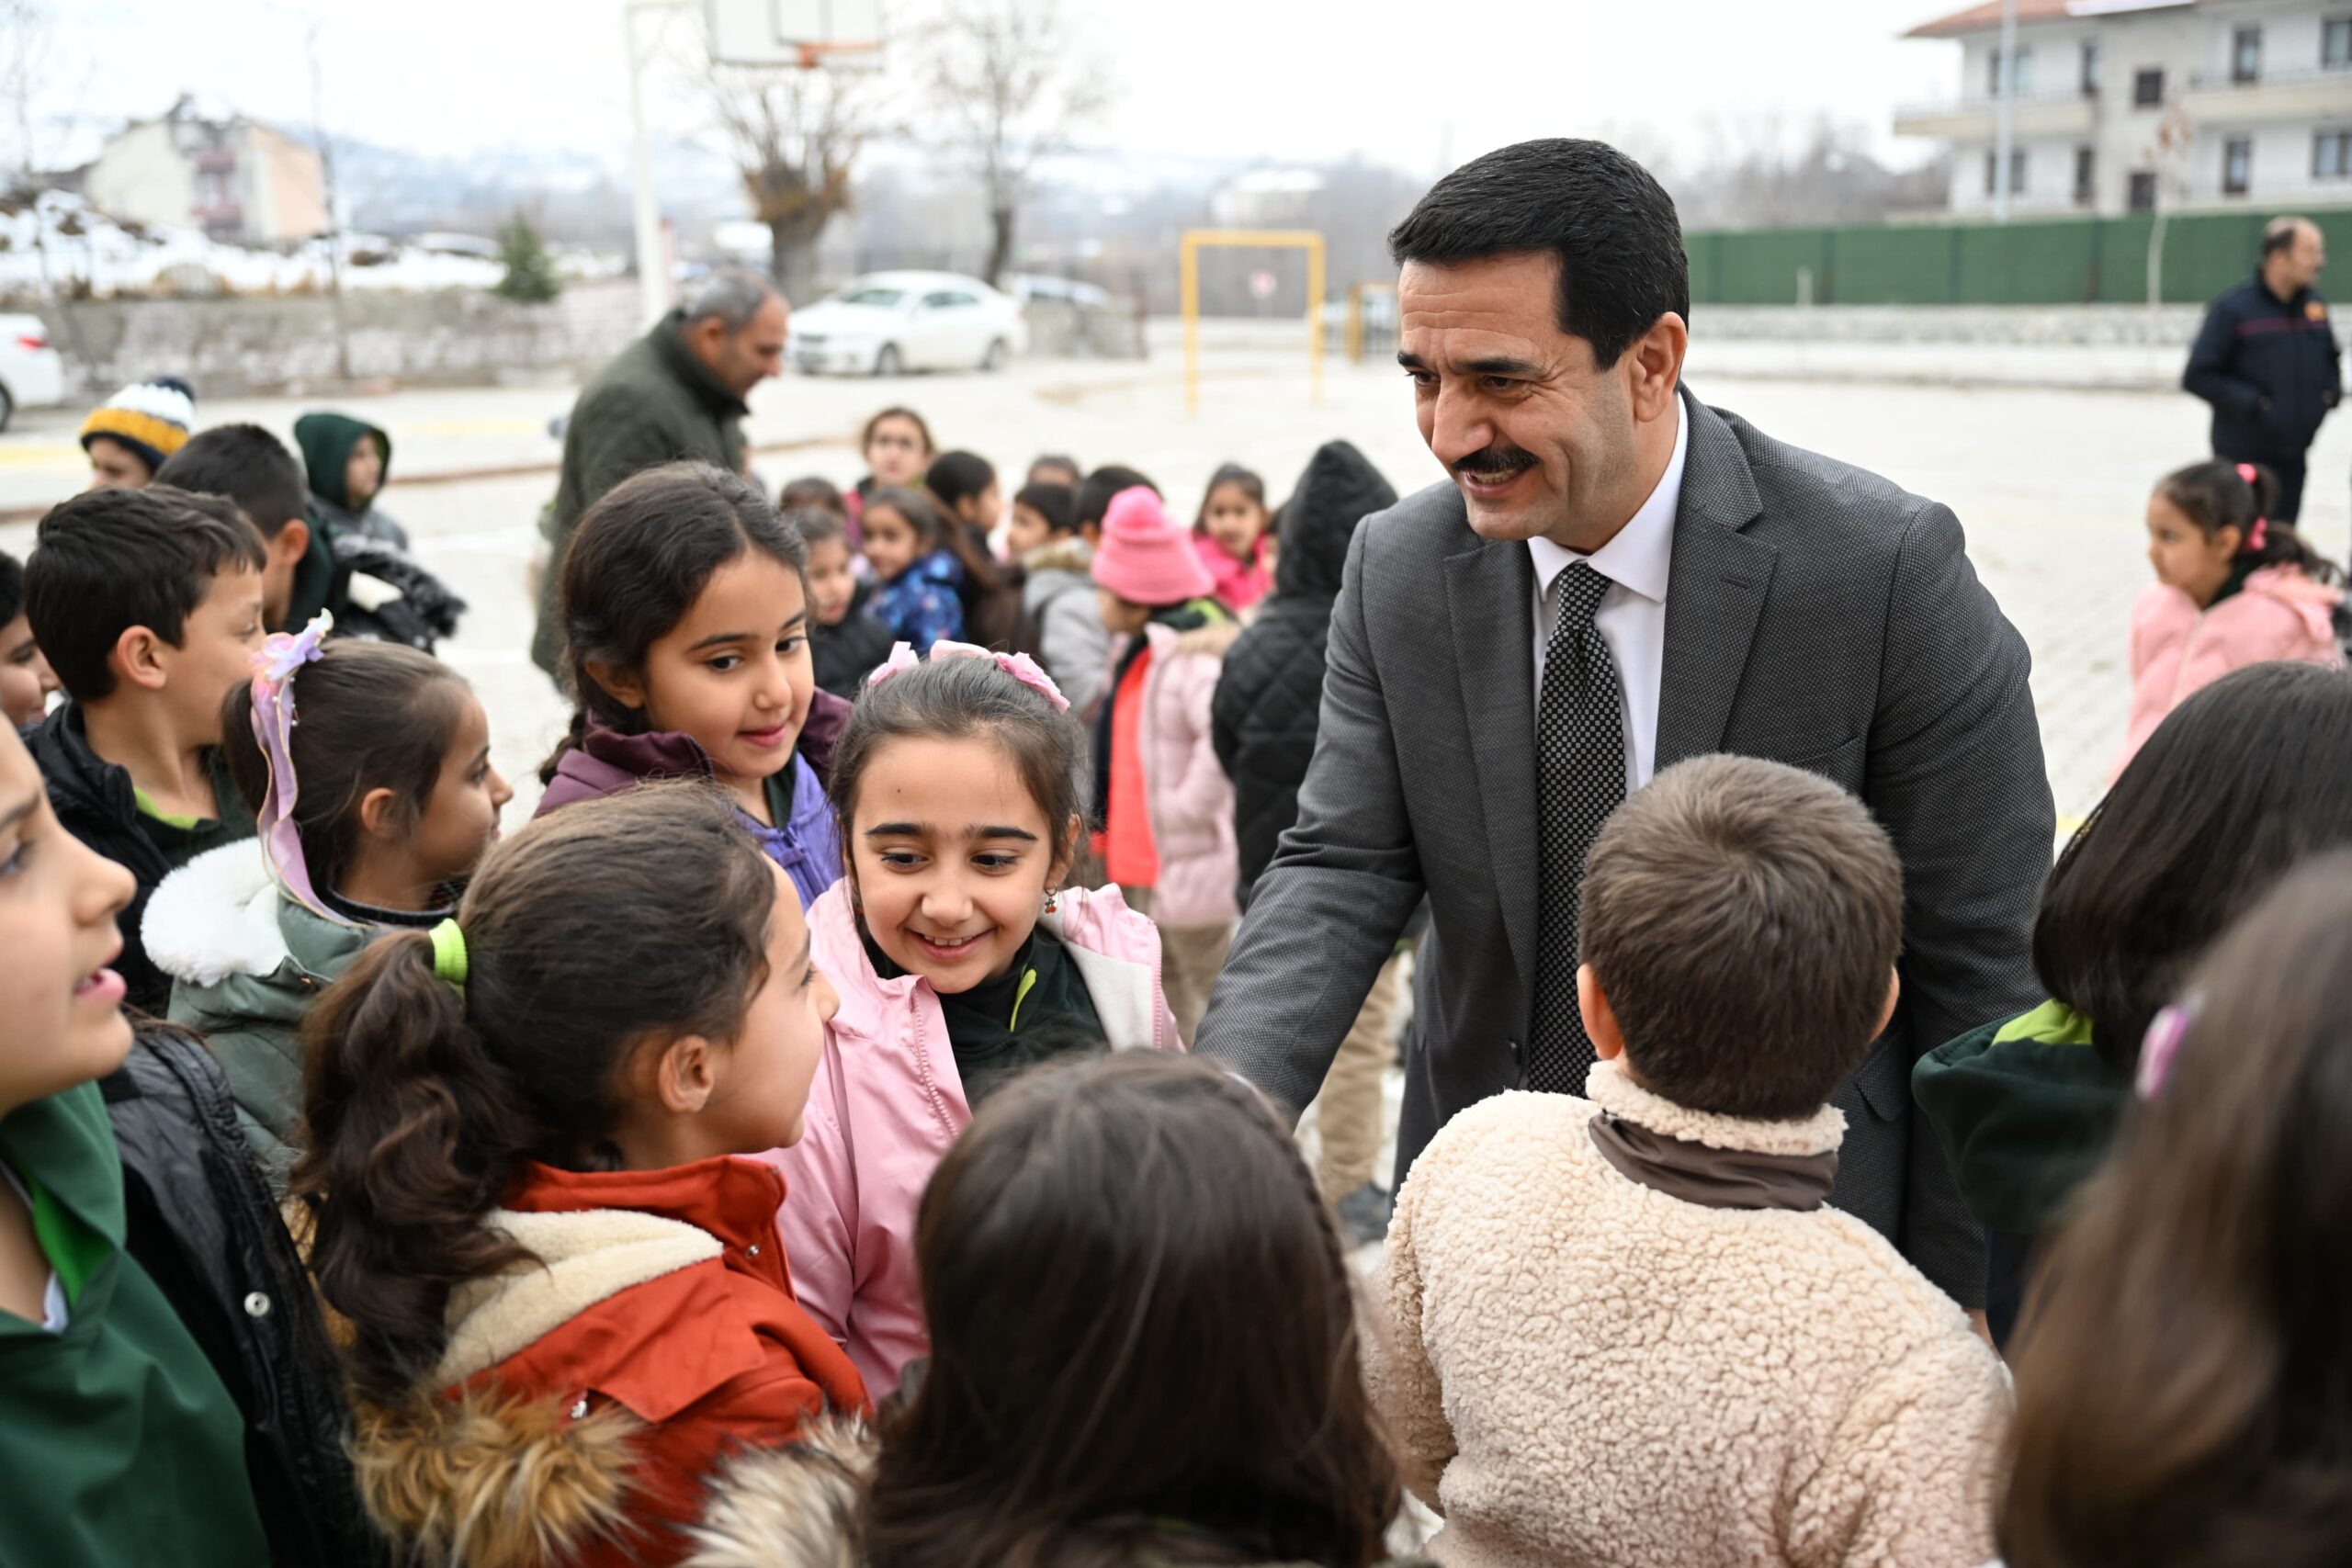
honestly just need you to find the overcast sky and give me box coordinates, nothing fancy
[47,0,1970,180]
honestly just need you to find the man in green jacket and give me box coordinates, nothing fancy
[531,271,789,674]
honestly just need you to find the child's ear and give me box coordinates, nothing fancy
[1875,969,1902,1041]
[1577,963,1627,1066]
[648,1033,717,1115]
[355,785,400,841]
[274,518,311,570]
[582,660,647,711]
[1050,815,1083,887]
[111,625,169,693]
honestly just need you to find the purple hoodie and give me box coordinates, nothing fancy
[535,691,851,908]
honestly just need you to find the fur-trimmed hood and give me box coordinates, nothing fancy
[352,1204,722,1566]
[353,1388,649,1568]
[144,841,304,986]
[682,1416,871,1568]
[350,1158,867,1568]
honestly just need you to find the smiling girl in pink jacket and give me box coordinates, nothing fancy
[2115,459,2344,778]
[768,642,1182,1398]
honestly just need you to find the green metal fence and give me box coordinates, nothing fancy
[1685,208,2352,308]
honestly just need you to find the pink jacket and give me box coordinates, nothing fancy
[768,881,1182,1397]
[1135,616,1244,928]
[2114,566,2344,777]
[1193,532,1271,612]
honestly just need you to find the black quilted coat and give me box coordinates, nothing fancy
[104,1019,383,1564]
[1212,440,1396,907]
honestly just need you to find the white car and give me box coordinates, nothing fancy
[0,314,64,432]
[788,271,1028,377]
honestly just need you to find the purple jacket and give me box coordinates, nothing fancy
[535,694,852,909]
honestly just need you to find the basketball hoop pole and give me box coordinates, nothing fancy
[627,0,695,328]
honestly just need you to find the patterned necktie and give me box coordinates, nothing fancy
[1526,562,1626,1094]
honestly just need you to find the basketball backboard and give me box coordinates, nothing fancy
[706,0,884,67]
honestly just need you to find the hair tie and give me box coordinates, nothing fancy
[428,919,469,994]
[2235,462,2258,485]
[248,612,358,928]
[863,639,1071,712]
[2248,516,2269,551]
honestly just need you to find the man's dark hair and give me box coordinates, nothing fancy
[24,483,266,701]
[1074,465,1158,531]
[0,548,21,627]
[155,423,309,538]
[1388,137,1690,368]
[1579,754,1903,1120]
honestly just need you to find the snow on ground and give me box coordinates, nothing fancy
[0,190,622,299]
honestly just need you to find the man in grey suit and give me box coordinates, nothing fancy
[1193,139,2051,1306]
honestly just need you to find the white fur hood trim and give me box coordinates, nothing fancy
[142,841,289,986]
[433,1207,723,1389]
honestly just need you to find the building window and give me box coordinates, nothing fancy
[2232,26,2262,83]
[2326,17,2352,69]
[2134,67,2165,107]
[2317,130,2352,180]
[2130,170,2158,210]
[2081,39,2101,94]
[2224,138,2253,194]
[1987,45,2035,96]
[2075,146,2097,204]
[1984,149,2029,195]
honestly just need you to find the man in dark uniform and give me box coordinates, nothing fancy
[2184,216,2340,523]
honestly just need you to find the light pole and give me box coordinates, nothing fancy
[1993,0,2018,223]
[626,0,696,328]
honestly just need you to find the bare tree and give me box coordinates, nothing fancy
[921,0,1105,288]
[0,0,96,379]
[701,51,876,301]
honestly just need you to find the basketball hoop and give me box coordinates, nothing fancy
[708,0,886,69]
[791,37,882,69]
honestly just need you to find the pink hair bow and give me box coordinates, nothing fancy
[249,612,358,928]
[2135,998,2197,1100]
[864,639,1071,713]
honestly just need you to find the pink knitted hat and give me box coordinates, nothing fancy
[1091,486,1215,606]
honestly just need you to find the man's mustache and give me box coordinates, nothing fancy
[1453,445,1537,479]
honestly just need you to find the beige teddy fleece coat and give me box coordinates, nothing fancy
[1372,1058,2008,1568]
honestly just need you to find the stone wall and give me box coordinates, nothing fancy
[35,280,1147,398]
[37,280,644,398]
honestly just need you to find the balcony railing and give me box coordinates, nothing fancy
[1895,84,2100,119]
[2187,62,2352,89]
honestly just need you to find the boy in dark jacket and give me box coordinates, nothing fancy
[1210,441,1404,1242]
[159,423,463,651]
[21,486,266,1012]
[293,410,409,550]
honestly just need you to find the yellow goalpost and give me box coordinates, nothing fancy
[1179,229,1326,419]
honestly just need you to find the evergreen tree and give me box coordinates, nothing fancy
[493,209,561,303]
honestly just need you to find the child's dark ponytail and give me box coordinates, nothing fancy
[295,931,538,1400]
[2158,459,2344,585]
[291,784,784,1402]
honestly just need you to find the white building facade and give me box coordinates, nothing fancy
[87,97,327,246]
[1896,0,2352,218]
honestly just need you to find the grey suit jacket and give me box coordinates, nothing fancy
[1193,389,2053,1303]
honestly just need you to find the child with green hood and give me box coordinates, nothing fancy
[293,411,408,550]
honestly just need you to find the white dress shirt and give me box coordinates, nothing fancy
[1527,401,1688,793]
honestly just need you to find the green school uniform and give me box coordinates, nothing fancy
[0,1081,269,1564]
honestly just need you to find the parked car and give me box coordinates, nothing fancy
[0,315,65,432]
[788,271,1028,376]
